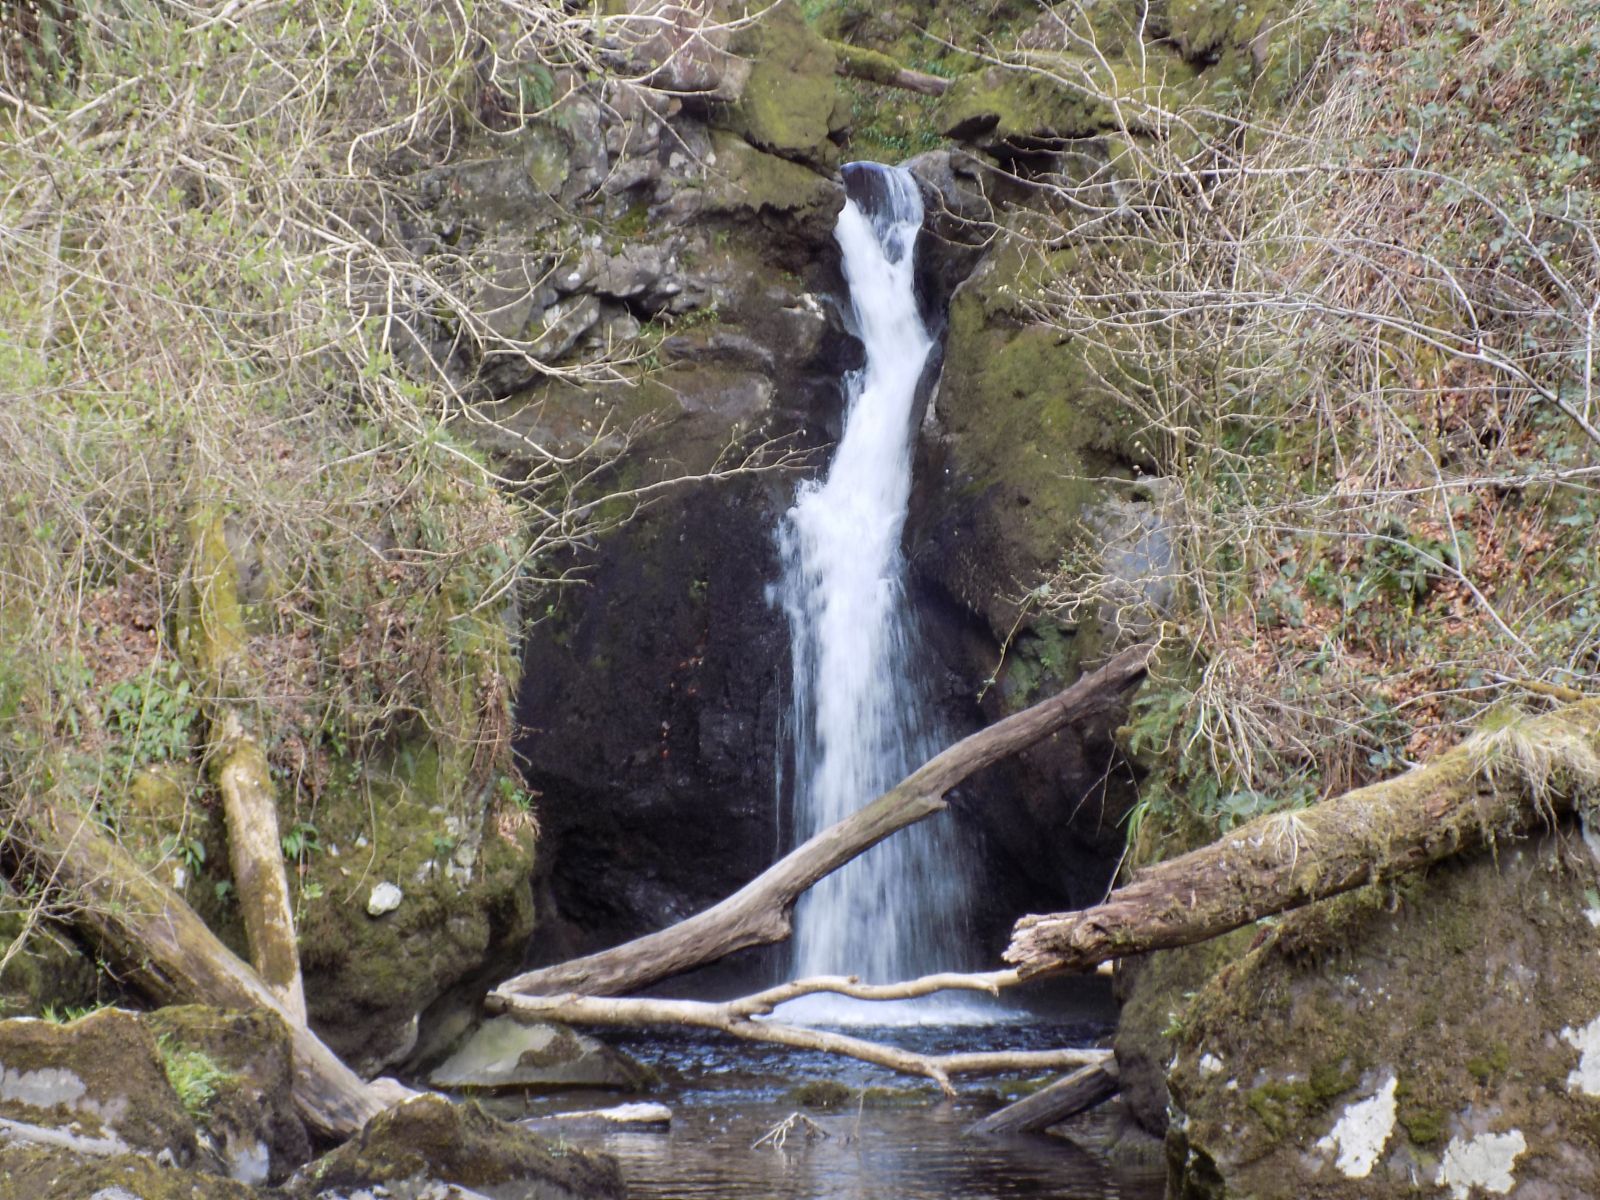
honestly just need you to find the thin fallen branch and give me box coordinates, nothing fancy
[965,1062,1121,1136]
[494,644,1152,1000]
[488,970,1113,1096]
[1006,699,1600,976]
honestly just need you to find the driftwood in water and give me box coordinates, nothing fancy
[493,644,1152,1002]
[829,41,952,96]
[2,790,401,1137]
[966,1062,1121,1136]
[1006,699,1600,976]
[488,971,1112,1095]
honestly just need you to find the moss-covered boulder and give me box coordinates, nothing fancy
[1163,829,1600,1198]
[296,758,540,1075]
[0,1148,260,1200]
[716,3,847,168]
[296,1093,624,1200]
[0,1008,201,1164]
[143,1005,309,1185]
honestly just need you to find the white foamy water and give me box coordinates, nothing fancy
[775,163,983,1025]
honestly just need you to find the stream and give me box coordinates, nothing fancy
[491,985,1165,1200]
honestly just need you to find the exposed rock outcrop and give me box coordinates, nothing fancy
[1130,829,1600,1198]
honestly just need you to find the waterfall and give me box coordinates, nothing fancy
[775,163,976,1024]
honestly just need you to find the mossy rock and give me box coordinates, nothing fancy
[1164,831,1600,1198]
[301,1093,624,1199]
[295,753,540,1073]
[717,4,846,167]
[912,240,1144,644]
[1114,928,1258,1136]
[938,51,1195,154]
[704,130,844,241]
[143,1005,310,1184]
[0,1147,259,1200]
[0,1008,200,1164]
[0,908,108,1020]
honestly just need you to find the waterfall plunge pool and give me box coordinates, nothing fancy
[482,989,1164,1200]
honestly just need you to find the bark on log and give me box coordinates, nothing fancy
[2,789,399,1137]
[1006,698,1600,975]
[181,507,306,1024]
[488,971,1112,1095]
[829,41,951,96]
[494,644,1152,1000]
[965,1062,1120,1136]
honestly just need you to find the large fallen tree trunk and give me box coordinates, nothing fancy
[2,789,400,1137]
[1007,698,1600,975]
[488,971,1112,1095]
[493,644,1152,1000]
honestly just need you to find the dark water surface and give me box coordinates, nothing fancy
[496,1019,1166,1200]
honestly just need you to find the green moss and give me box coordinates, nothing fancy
[719,5,844,165]
[1465,1041,1511,1084]
[789,1079,853,1108]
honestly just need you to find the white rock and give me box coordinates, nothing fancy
[366,881,403,916]
[1199,1053,1224,1076]
[1314,1074,1397,1179]
[1437,1129,1527,1199]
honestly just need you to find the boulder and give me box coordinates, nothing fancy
[426,1018,653,1092]
[613,0,752,101]
[295,1094,624,1200]
[0,1148,259,1200]
[0,1008,199,1166]
[714,3,845,168]
[1160,829,1600,1198]
[143,1006,310,1185]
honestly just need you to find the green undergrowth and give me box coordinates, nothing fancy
[0,0,613,1009]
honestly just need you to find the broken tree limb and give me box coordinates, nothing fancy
[179,506,306,1024]
[1,788,403,1137]
[828,40,952,96]
[487,971,1112,1095]
[493,643,1152,1000]
[965,1061,1121,1137]
[1006,698,1600,976]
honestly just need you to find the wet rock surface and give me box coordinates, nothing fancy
[426,1018,653,1093]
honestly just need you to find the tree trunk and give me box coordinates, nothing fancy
[492,644,1152,1001]
[3,789,398,1137]
[1006,699,1600,976]
[965,1062,1121,1136]
[829,41,951,96]
[180,507,307,1024]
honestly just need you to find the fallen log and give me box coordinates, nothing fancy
[179,506,306,1024]
[1007,699,1600,975]
[493,643,1151,1000]
[829,41,951,96]
[488,971,1112,1095]
[2,789,402,1137]
[966,1061,1121,1137]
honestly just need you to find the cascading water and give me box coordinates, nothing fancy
[775,163,977,1023]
